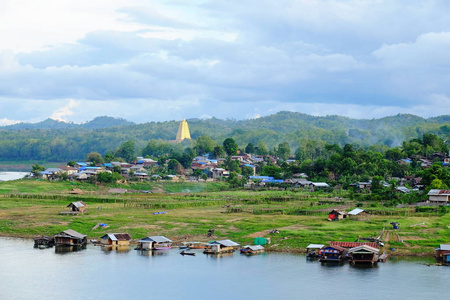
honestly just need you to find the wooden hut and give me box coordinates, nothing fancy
[328,209,347,221]
[435,244,450,265]
[136,236,173,250]
[101,233,132,246]
[319,245,346,262]
[240,245,265,255]
[348,208,369,220]
[54,229,87,246]
[204,239,240,254]
[67,201,87,213]
[306,244,324,258]
[348,245,380,264]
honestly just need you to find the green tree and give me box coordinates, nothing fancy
[31,163,45,177]
[86,152,104,165]
[115,140,136,162]
[213,145,225,159]
[256,141,269,156]
[97,171,122,183]
[277,142,291,160]
[245,143,255,154]
[223,138,238,156]
[194,135,216,155]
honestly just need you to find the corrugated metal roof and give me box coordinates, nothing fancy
[242,245,264,251]
[146,236,172,243]
[212,239,240,247]
[440,244,450,251]
[67,201,86,208]
[348,208,365,215]
[306,244,325,249]
[330,241,378,248]
[348,245,380,254]
[58,229,86,239]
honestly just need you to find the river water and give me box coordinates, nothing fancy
[0,172,30,181]
[0,238,448,300]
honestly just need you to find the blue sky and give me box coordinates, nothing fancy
[1,0,449,125]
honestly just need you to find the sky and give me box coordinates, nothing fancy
[1,0,450,125]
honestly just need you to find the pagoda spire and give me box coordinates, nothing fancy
[176,118,191,142]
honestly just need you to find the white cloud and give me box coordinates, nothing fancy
[50,99,80,122]
[0,118,21,126]
[1,1,450,124]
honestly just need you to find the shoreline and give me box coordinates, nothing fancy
[0,233,435,257]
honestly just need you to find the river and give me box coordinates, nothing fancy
[0,237,447,300]
[0,172,30,181]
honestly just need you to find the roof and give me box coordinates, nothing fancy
[323,245,345,251]
[138,236,172,243]
[101,233,131,241]
[56,229,86,239]
[439,244,450,251]
[249,176,274,180]
[348,245,380,254]
[348,208,365,215]
[306,244,325,249]
[67,201,86,208]
[312,182,330,187]
[242,245,264,251]
[330,241,378,248]
[211,239,240,247]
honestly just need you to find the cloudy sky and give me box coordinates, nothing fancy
[1,0,450,125]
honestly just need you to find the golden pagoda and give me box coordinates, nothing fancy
[176,118,191,142]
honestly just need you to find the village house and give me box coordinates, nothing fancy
[54,229,87,246]
[100,233,132,246]
[240,245,265,255]
[203,239,240,254]
[136,236,173,250]
[427,189,450,204]
[318,245,346,262]
[40,168,63,180]
[328,209,347,221]
[348,245,380,264]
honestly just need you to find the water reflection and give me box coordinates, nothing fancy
[55,245,86,254]
[101,245,131,253]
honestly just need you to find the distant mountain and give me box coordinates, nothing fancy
[0,112,448,162]
[1,116,135,130]
[81,116,135,129]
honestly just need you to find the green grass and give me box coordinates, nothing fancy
[1,179,449,255]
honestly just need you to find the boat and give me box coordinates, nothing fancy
[348,245,380,265]
[319,245,346,263]
[180,250,196,256]
[180,242,208,249]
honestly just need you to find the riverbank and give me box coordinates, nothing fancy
[0,179,448,256]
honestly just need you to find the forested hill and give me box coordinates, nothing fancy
[2,116,134,130]
[0,112,449,162]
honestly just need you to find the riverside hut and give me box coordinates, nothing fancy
[319,245,346,262]
[348,245,380,264]
[306,244,325,258]
[54,229,87,246]
[435,244,450,265]
[204,239,240,254]
[240,245,265,255]
[101,233,132,246]
[136,236,173,250]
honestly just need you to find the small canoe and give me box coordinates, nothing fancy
[180,251,196,256]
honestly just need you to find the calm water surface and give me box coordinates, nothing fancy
[0,172,30,181]
[0,237,448,300]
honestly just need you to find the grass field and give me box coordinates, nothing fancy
[1,179,449,256]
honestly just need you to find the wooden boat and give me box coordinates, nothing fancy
[180,251,196,256]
